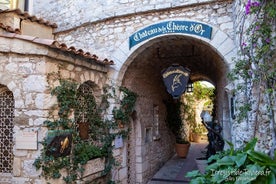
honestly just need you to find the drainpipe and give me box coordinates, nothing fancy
[24,0,29,11]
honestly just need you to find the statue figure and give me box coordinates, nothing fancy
[200,111,224,158]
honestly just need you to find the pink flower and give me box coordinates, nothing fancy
[245,0,251,15]
[252,2,260,7]
[245,1,260,15]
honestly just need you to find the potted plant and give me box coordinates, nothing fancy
[186,138,276,183]
[193,114,224,173]
[175,137,190,158]
[191,124,208,143]
[166,100,190,158]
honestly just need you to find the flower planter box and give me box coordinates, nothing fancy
[80,157,106,180]
[80,158,105,183]
[45,158,106,184]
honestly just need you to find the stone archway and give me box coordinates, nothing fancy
[109,22,236,183]
[110,20,235,81]
[110,21,236,137]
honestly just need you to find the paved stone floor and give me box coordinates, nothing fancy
[147,142,208,184]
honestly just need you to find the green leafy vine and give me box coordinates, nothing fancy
[186,138,276,183]
[33,77,137,184]
[229,0,276,156]
[112,86,137,128]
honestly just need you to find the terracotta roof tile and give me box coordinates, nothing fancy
[0,32,114,65]
[0,9,58,28]
[0,23,21,34]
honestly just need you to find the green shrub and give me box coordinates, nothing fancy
[186,138,276,184]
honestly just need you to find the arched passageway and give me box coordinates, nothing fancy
[119,35,229,183]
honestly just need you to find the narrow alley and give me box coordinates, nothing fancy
[148,143,207,184]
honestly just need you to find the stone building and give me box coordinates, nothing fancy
[0,0,275,183]
[0,8,113,183]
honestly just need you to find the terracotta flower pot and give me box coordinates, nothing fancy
[192,133,208,143]
[78,122,89,140]
[175,142,190,158]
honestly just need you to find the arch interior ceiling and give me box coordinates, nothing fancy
[128,35,226,86]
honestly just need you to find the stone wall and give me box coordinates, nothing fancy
[7,0,244,183]
[2,0,274,183]
[121,63,175,183]
[231,0,276,152]
[38,1,236,183]
[33,0,231,32]
[51,0,234,61]
[0,36,108,183]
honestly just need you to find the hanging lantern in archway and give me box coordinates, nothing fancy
[186,79,193,93]
[162,64,190,99]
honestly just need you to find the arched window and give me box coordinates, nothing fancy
[75,81,103,146]
[0,85,14,173]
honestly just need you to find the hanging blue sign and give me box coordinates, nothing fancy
[129,20,212,49]
[162,65,190,99]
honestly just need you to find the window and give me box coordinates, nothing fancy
[0,0,30,12]
[75,82,95,140]
[0,85,14,173]
[153,105,160,140]
[75,81,103,146]
[0,0,18,10]
[145,127,152,143]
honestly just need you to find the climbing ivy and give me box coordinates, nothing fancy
[33,77,137,183]
[228,0,276,156]
[33,79,108,183]
[112,86,137,128]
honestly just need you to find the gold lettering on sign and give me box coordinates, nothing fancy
[162,69,189,78]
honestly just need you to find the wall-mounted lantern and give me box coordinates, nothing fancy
[186,79,193,93]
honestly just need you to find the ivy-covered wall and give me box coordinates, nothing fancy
[0,35,109,183]
[231,0,276,154]
[2,0,275,183]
